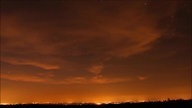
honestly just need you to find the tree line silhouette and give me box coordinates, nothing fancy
[0,99,191,108]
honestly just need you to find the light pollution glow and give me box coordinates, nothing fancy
[0,0,191,104]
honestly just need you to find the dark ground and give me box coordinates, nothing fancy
[0,99,191,108]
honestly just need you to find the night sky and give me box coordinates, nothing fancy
[1,0,191,104]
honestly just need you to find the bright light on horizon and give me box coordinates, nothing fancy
[0,103,12,105]
[1,98,191,105]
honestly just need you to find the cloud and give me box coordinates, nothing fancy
[1,57,60,70]
[59,77,87,84]
[1,73,128,85]
[137,76,148,81]
[88,64,103,75]
[1,73,49,83]
[1,1,180,85]
[90,75,128,84]
[1,1,164,62]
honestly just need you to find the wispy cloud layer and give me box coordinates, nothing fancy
[1,73,48,83]
[1,0,184,86]
[1,57,60,70]
[1,73,128,85]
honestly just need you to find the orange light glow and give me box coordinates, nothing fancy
[1,0,191,104]
[0,103,11,105]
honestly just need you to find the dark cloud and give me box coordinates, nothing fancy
[1,0,163,71]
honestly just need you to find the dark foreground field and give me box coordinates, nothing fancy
[1,99,191,108]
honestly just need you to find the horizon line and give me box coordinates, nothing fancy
[1,98,191,105]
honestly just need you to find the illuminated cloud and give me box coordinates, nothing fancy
[1,57,60,70]
[88,65,104,75]
[1,73,128,85]
[1,73,48,83]
[137,76,148,81]
[0,0,167,63]
[0,0,179,86]
[90,75,128,84]
[59,77,87,84]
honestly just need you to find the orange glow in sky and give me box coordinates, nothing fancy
[0,0,191,104]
